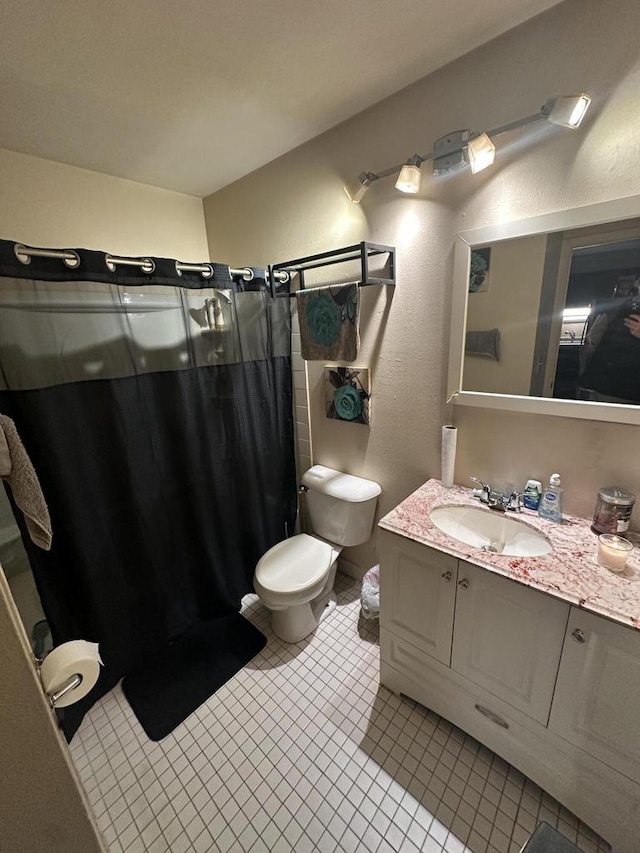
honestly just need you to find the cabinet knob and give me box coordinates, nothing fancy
[458,578,469,589]
[441,571,452,582]
[571,628,586,644]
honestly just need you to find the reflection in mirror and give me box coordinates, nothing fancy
[565,238,640,404]
[462,219,640,405]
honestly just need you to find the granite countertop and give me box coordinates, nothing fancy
[378,479,640,631]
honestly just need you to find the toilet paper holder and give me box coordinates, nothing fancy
[34,653,84,708]
[36,640,103,709]
[47,673,83,708]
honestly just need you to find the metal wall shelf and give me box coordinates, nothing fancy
[268,241,395,298]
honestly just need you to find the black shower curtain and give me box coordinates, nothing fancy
[0,242,297,737]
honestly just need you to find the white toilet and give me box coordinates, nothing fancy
[253,465,381,643]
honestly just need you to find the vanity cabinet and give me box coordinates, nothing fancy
[379,535,457,666]
[451,562,569,725]
[379,536,569,724]
[549,607,640,785]
[379,530,640,852]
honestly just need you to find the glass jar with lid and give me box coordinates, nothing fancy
[591,486,636,535]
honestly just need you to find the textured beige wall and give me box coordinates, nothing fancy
[0,150,209,851]
[0,147,208,258]
[204,0,640,569]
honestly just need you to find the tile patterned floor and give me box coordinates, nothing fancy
[70,573,611,853]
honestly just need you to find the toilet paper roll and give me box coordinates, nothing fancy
[39,640,103,708]
[441,425,457,488]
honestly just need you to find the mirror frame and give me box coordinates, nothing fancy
[448,194,640,425]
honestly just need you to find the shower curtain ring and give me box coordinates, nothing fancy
[105,254,155,274]
[14,244,80,269]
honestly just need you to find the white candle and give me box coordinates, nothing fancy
[597,534,632,573]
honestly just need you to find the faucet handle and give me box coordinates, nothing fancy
[506,491,522,512]
[469,476,489,489]
[469,477,491,503]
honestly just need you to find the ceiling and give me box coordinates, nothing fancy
[0,0,564,198]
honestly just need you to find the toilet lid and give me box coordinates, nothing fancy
[255,534,333,593]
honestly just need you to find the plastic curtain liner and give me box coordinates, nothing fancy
[0,240,297,738]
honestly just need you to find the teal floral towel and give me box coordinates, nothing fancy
[297,283,360,362]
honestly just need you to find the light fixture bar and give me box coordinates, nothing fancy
[484,111,547,139]
[432,131,470,175]
[414,111,546,165]
[343,92,591,201]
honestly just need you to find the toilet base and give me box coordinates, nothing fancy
[270,591,338,644]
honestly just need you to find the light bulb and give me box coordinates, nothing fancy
[344,172,372,203]
[467,133,496,174]
[395,163,422,194]
[545,94,591,128]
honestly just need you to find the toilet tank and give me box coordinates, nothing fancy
[301,465,382,547]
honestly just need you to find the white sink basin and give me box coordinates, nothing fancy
[430,504,552,557]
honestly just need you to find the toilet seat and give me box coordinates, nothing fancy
[254,533,340,640]
[254,533,333,601]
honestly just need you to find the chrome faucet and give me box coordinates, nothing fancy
[505,491,522,513]
[469,477,522,513]
[469,477,492,504]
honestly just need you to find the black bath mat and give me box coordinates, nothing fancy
[122,613,266,741]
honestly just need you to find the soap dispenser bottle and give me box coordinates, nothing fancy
[523,479,543,511]
[538,473,563,523]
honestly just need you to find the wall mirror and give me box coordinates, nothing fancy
[448,194,640,425]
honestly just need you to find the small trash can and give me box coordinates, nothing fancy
[360,564,380,620]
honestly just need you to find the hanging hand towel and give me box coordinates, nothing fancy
[0,414,52,550]
[297,283,360,361]
[465,328,501,361]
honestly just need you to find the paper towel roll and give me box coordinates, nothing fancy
[441,425,457,488]
[40,640,103,708]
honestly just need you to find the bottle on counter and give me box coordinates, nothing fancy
[522,479,542,511]
[538,473,563,523]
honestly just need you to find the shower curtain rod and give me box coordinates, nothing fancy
[12,243,290,283]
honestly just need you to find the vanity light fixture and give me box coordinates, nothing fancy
[563,306,591,323]
[395,156,423,194]
[343,92,591,201]
[467,133,496,174]
[343,172,377,203]
[544,94,591,129]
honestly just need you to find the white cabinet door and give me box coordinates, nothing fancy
[451,562,569,724]
[549,607,640,784]
[379,533,457,666]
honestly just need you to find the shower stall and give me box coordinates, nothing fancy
[0,241,297,736]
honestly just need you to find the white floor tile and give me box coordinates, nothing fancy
[70,573,610,853]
